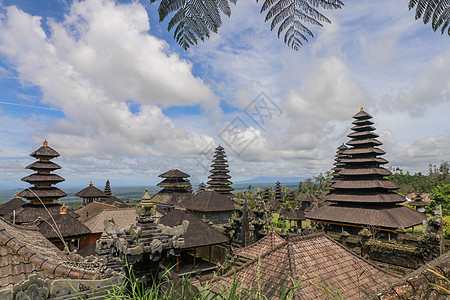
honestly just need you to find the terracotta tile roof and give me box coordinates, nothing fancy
[306,204,427,229]
[75,202,118,222]
[159,210,228,249]
[0,217,98,290]
[212,232,400,299]
[233,231,285,260]
[83,208,136,234]
[37,214,91,239]
[179,190,236,212]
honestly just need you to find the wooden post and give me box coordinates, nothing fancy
[208,246,212,262]
[193,248,196,267]
[176,256,179,271]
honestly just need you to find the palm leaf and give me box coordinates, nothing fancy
[257,0,343,50]
[409,0,450,36]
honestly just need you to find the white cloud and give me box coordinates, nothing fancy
[0,0,218,162]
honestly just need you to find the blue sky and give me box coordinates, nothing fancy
[0,0,449,191]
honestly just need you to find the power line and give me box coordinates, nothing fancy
[0,101,62,111]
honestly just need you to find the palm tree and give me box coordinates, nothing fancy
[409,0,450,36]
[150,1,449,51]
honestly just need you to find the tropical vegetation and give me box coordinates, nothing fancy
[149,0,450,50]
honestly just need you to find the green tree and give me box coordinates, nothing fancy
[426,184,450,216]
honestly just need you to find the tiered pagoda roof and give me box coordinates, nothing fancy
[207,146,234,197]
[306,108,426,230]
[151,169,193,206]
[75,181,107,205]
[197,182,206,193]
[274,181,283,207]
[330,143,348,182]
[104,180,112,197]
[18,141,67,205]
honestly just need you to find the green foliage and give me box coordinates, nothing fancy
[150,0,237,50]
[150,0,343,50]
[409,0,450,36]
[297,171,331,195]
[256,0,344,50]
[426,184,450,216]
[388,161,449,194]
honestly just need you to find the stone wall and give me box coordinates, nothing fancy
[0,273,123,300]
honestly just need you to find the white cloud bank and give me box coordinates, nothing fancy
[0,0,448,187]
[0,0,217,162]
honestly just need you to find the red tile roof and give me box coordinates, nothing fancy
[211,232,400,299]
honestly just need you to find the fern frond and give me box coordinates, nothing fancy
[260,0,342,50]
[151,0,237,50]
[409,0,450,37]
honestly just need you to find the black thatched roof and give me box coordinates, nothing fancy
[75,183,107,198]
[325,192,406,203]
[296,192,318,203]
[159,210,228,249]
[151,190,193,206]
[306,204,426,229]
[104,195,130,208]
[180,190,235,212]
[21,173,65,184]
[283,209,305,221]
[18,187,67,199]
[159,169,190,178]
[30,141,60,159]
[9,203,78,224]
[25,161,61,171]
[37,213,91,239]
[0,195,25,217]
[75,201,118,222]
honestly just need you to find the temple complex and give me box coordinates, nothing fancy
[207,146,234,197]
[151,169,193,209]
[306,108,427,238]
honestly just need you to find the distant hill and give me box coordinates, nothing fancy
[0,186,161,205]
[235,176,309,184]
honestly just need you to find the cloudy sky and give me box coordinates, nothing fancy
[0,0,448,190]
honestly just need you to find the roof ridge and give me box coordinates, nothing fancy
[287,231,325,243]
